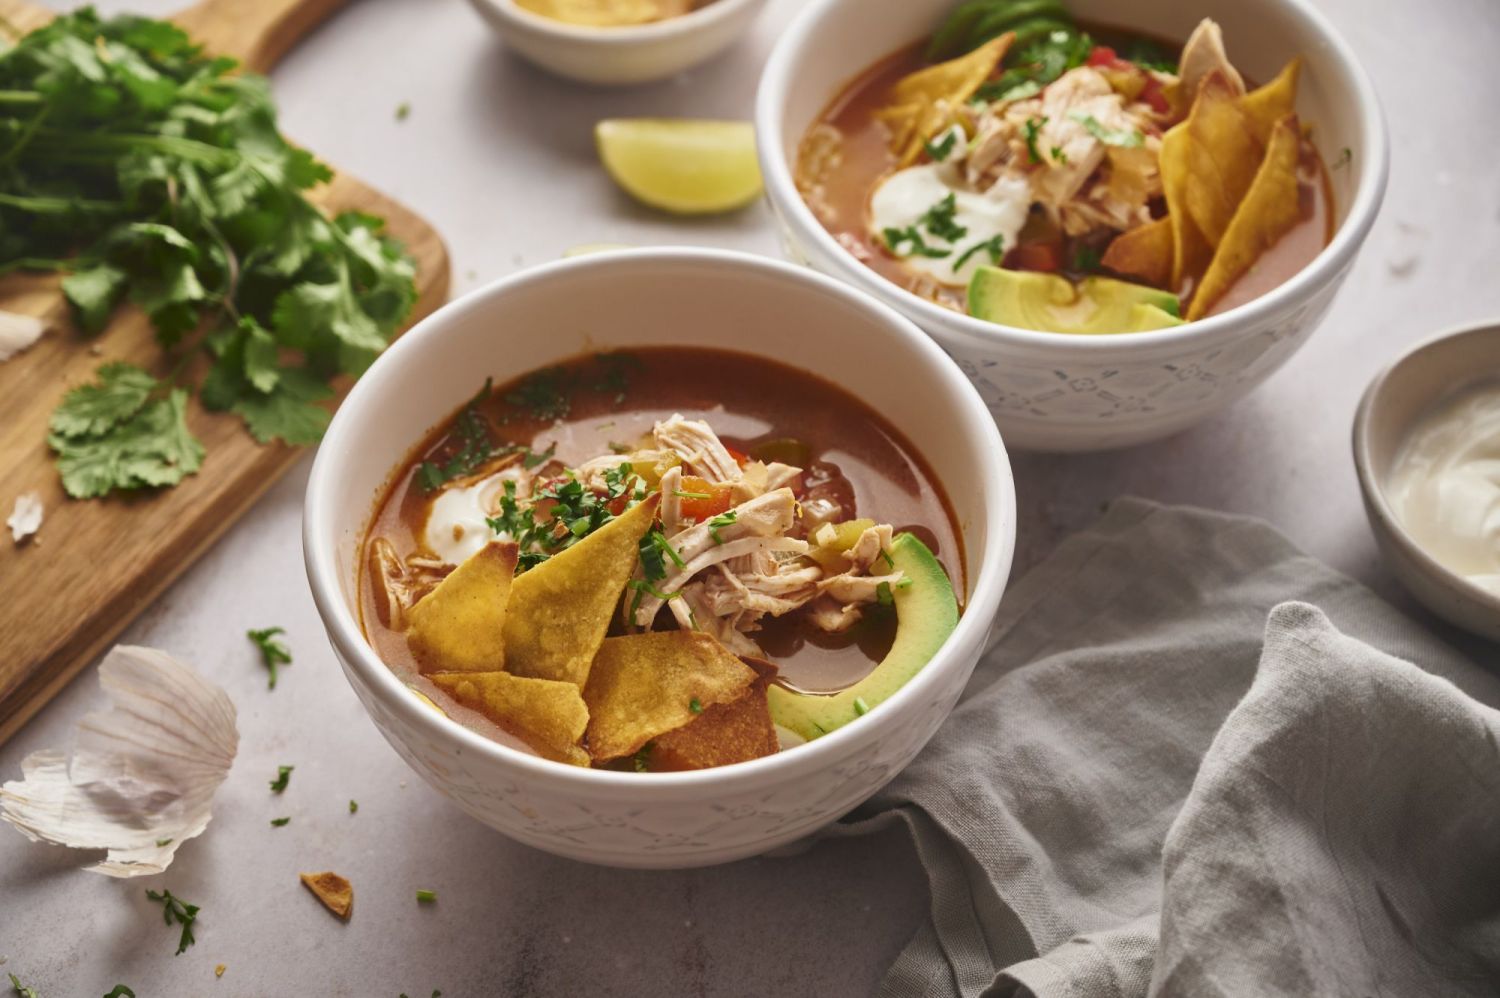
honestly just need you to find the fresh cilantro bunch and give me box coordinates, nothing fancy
[0,9,418,496]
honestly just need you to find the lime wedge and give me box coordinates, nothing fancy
[595,119,762,215]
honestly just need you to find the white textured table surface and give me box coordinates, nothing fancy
[4,0,1498,994]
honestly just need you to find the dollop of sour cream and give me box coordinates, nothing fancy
[423,465,528,566]
[868,154,1030,288]
[1387,382,1500,597]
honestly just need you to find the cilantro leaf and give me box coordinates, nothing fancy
[49,380,204,498]
[104,987,136,998]
[269,765,293,793]
[61,263,128,334]
[1071,113,1144,148]
[248,626,291,688]
[144,888,199,955]
[231,367,333,446]
[49,362,156,438]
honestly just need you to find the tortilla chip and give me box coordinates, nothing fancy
[651,657,779,771]
[1179,71,1262,248]
[1102,216,1174,288]
[582,632,757,762]
[1160,122,1213,290]
[1188,115,1303,320]
[1240,58,1301,144]
[878,35,1011,167]
[430,670,590,766]
[300,871,353,920]
[406,540,518,674]
[504,494,660,688]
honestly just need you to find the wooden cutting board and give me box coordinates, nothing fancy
[0,0,451,745]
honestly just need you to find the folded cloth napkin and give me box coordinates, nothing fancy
[823,498,1500,998]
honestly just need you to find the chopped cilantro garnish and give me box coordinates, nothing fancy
[953,234,1006,272]
[487,464,635,572]
[639,529,685,583]
[1333,147,1352,171]
[104,987,136,998]
[1073,244,1103,272]
[671,488,712,500]
[504,367,571,421]
[592,351,642,403]
[689,698,703,714]
[269,765,293,793]
[853,697,871,717]
[875,581,895,607]
[145,888,199,955]
[416,380,496,491]
[1071,113,1144,148]
[882,226,951,260]
[270,816,290,827]
[707,510,738,544]
[521,442,556,470]
[1050,145,1068,164]
[1023,116,1049,164]
[632,743,653,773]
[395,101,411,121]
[247,627,291,689]
[919,193,968,243]
[349,799,359,814]
[416,889,437,903]
[924,129,958,162]
[627,578,681,602]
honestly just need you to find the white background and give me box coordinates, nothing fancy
[4,0,1499,994]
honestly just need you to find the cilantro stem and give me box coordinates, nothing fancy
[0,89,42,104]
[0,190,120,213]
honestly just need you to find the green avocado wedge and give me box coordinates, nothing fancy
[967,266,1184,334]
[768,533,959,741]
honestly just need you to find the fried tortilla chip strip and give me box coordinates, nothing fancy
[406,541,519,674]
[583,632,757,763]
[1101,216,1174,288]
[1187,115,1303,320]
[504,494,661,688]
[651,657,779,771]
[1240,58,1301,143]
[515,0,680,27]
[1160,121,1213,290]
[301,871,353,920]
[1179,72,1260,248]
[877,35,1011,167]
[430,670,590,767]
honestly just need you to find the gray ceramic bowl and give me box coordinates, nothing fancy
[1353,320,1500,643]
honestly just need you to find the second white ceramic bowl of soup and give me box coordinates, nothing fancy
[304,248,1015,867]
[755,0,1388,451]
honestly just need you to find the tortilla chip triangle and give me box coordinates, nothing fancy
[300,871,354,920]
[1180,71,1262,248]
[1101,215,1173,288]
[429,670,590,767]
[406,540,518,674]
[878,34,1011,167]
[504,494,661,688]
[651,656,779,771]
[583,632,758,763]
[1188,114,1304,320]
[1160,122,1213,290]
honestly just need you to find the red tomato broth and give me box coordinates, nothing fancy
[359,347,966,758]
[796,28,1335,322]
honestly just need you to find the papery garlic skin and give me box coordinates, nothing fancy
[8,491,43,544]
[0,645,239,877]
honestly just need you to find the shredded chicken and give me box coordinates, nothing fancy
[655,414,743,483]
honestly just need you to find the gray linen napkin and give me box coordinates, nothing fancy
[823,498,1500,998]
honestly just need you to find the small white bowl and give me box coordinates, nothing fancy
[1354,320,1500,643]
[466,0,768,86]
[303,248,1016,867]
[756,0,1389,451]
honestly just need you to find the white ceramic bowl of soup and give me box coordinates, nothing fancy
[755,0,1389,451]
[303,248,1015,867]
[466,0,768,86]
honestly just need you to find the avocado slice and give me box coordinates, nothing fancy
[768,533,959,741]
[967,266,1184,334]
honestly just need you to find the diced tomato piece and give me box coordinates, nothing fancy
[1086,45,1119,68]
[676,475,733,521]
[724,446,751,469]
[1140,75,1170,114]
[1004,242,1063,273]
